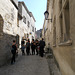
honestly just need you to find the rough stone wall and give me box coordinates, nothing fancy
[0,0,18,35]
[0,0,18,66]
[0,33,16,66]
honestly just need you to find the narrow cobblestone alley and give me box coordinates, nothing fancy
[0,50,50,75]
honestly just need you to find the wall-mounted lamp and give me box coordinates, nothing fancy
[44,11,52,22]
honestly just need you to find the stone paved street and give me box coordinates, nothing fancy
[0,50,50,75]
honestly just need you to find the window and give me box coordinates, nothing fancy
[59,0,62,11]
[63,1,70,41]
[59,13,63,42]
[27,34,29,38]
[17,18,19,27]
[32,26,34,32]
[53,17,56,46]
[24,33,26,39]
[16,34,19,47]
[23,16,26,24]
[28,21,30,27]
[59,0,71,45]
[0,15,4,38]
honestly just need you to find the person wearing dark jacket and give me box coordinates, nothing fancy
[11,40,17,64]
[26,39,30,55]
[35,39,39,55]
[21,39,25,55]
[39,38,45,57]
[31,39,36,55]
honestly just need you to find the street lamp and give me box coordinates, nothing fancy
[44,11,52,22]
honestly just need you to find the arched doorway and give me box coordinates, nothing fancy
[0,15,4,38]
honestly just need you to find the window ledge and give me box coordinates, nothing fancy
[59,40,72,46]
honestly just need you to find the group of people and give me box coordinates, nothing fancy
[11,38,45,64]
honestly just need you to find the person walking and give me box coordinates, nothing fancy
[21,39,25,55]
[26,39,30,55]
[11,40,17,64]
[31,39,36,55]
[39,38,45,57]
[35,39,39,55]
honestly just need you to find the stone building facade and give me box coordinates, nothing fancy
[42,0,75,75]
[0,0,36,66]
[0,0,18,66]
[18,2,36,44]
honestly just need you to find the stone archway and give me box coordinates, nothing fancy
[0,15,4,38]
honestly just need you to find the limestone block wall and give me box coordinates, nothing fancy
[0,0,18,66]
[51,0,75,75]
[0,0,18,35]
[18,2,36,43]
[69,0,75,73]
[44,0,75,75]
[0,33,16,66]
